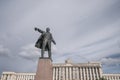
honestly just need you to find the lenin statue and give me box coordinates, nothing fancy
[34,27,56,59]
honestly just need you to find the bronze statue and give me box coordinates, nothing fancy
[34,27,56,59]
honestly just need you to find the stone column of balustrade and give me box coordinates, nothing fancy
[58,67,61,80]
[76,67,79,80]
[53,68,55,80]
[83,67,86,80]
[99,67,102,78]
[86,67,88,80]
[80,67,82,80]
[73,67,75,79]
[69,67,72,80]
[96,67,99,79]
[90,67,92,80]
[1,74,3,80]
[63,67,65,80]
[56,67,58,80]
[93,67,96,80]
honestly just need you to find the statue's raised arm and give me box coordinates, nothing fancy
[34,27,56,59]
[34,27,44,33]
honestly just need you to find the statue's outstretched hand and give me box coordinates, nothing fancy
[54,42,56,45]
[34,27,38,31]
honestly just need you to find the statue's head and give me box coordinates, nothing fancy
[46,27,50,32]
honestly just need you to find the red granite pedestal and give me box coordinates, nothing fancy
[35,58,53,80]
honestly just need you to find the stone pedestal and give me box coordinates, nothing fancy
[35,57,53,80]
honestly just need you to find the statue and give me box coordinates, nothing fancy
[34,27,56,59]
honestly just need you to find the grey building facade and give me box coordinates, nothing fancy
[0,59,120,80]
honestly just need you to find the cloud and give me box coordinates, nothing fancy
[100,54,120,73]
[0,0,120,74]
[18,43,40,61]
[100,57,120,66]
[0,45,10,57]
[18,43,58,61]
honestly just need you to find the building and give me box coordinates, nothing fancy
[0,72,35,80]
[0,59,120,80]
[103,74,120,80]
[53,59,102,80]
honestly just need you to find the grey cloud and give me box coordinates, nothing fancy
[107,53,120,59]
[53,52,89,63]
[100,57,120,67]
[0,45,10,57]
[18,43,40,61]
[0,0,120,74]
[103,65,120,73]
[95,53,120,73]
[18,43,58,61]
[99,53,120,73]
[79,33,120,49]
[74,1,120,38]
[72,35,120,59]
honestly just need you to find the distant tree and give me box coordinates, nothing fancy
[96,77,107,80]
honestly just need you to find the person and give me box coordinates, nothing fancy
[34,27,56,59]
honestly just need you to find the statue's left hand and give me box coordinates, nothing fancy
[54,42,56,45]
[34,27,38,31]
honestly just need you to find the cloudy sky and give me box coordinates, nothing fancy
[0,0,120,74]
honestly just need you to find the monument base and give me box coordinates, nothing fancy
[35,57,53,80]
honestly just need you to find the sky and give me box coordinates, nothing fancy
[0,0,120,74]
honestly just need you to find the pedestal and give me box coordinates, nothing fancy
[35,57,53,80]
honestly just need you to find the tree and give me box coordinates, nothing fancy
[96,77,107,80]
